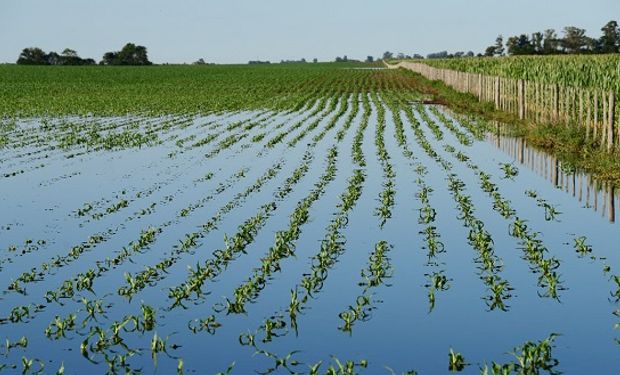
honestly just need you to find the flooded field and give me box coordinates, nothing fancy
[1,93,619,374]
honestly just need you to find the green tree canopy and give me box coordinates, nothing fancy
[101,43,152,65]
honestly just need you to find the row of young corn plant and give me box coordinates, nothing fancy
[433,106,620,345]
[382,91,452,312]
[524,190,562,222]
[0,98,340,372]
[370,93,396,228]
[428,110,565,301]
[0,239,49,272]
[249,104,319,145]
[217,147,340,315]
[214,97,360,316]
[167,148,339,309]
[2,163,253,305]
[264,97,331,148]
[66,101,336,306]
[0,102,341,371]
[394,97,514,311]
[159,94,352,309]
[4,166,238,294]
[337,240,393,333]
[117,161,288,300]
[329,93,404,333]
[287,94,344,148]
[238,98,369,362]
[176,96,363,374]
[448,333,560,374]
[66,110,297,228]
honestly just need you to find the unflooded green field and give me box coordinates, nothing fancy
[0,65,619,374]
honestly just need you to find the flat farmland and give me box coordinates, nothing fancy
[0,64,619,374]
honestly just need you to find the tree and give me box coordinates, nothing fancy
[427,51,449,59]
[531,32,544,54]
[365,56,374,63]
[543,29,560,54]
[62,48,78,58]
[101,43,152,65]
[507,34,535,55]
[101,52,118,65]
[484,46,496,57]
[193,58,207,65]
[45,52,62,65]
[312,58,318,63]
[382,51,393,60]
[494,35,505,56]
[561,26,591,53]
[599,20,620,53]
[16,47,47,65]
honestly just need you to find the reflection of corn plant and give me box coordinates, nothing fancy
[448,348,467,372]
[255,349,303,374]
[4,336,28,355]
[44,314,77,339]
[21,356,45,375]
[425,271,451,312]
[573,236,592,256]
[150,332,168,366]
[80,297,108,324]
[0,305,35,324]
[308,356,368,375]
[481,334,560,374]
[611,275,620,302]
[188,315,221,334]
[215,362,235,375]
[541,202,561,221]
[484,275,514,312]
[500,163,519,179]
[525,190,538,198]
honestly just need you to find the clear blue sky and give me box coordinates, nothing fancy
[1,0,618,64]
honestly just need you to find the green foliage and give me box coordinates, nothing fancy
[0,63,412,116]
[419,55,620,95]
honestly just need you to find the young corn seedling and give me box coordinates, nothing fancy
[448,348,467,372]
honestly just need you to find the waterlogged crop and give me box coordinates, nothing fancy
[0,63,616,373]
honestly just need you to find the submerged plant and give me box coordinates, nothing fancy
[448,348,467,372]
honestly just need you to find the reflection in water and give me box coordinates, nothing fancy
[485,122,617,223]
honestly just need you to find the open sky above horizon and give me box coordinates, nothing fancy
[1,0,618,64]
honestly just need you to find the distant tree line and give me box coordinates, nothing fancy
[16,43,152,65]
[375,51,424,61]
[16,48,95,65]
[280,58,319,64]
[486,20,620,56]
[401,20,620,60]
[427,51,475,59]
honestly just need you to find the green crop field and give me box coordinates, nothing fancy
[0,63,395,116]
[411,55,620,94]
[1,63,620,374]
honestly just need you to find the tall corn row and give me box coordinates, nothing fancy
[387,59,619,152]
